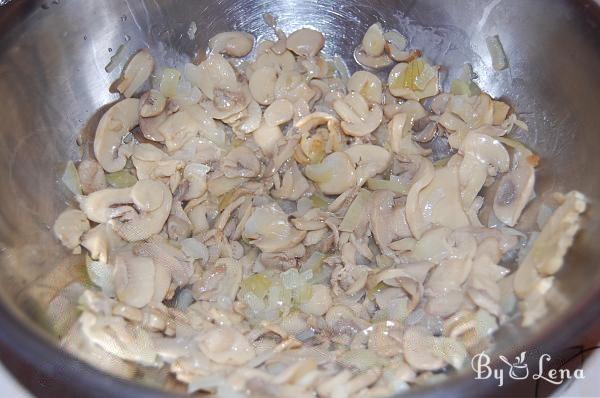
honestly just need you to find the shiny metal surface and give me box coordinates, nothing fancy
[0,0,598,397]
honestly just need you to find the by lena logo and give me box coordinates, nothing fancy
[471,351,585,387]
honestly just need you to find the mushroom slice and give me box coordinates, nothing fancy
[252,50,297,73]
[117,49,154,98]
[333,92,383,137]
[403,326,445,371]
[361,23,385,57]
[113,251,155,308]
[272,162,310,201]
[208,31,255,57]
[202,86,252,120]
[286,28,325,57]
[388,59,439,100]
[78,186,134,223]
[304,152,357,195]
[299,284,332,316]
[53,209,90,251]
[243,203,306,253]
[157,109,200,152]
[347,71,383,104]
[388,113,430,158]
[253,122,283,156]
[131,179,164,212]
[228,100,262,136]
[249,66,277,105]
[184,53,238,100]
[513,191,586,298]
[369,190,412,256]
[112,180,173,242]
[405,156,435,239]
[384,30,411,62]
[422,162,471,231]
[94,98,140,172]
[344,144,392,186]
[493,147,536,226]
[222,146,261,178]
[459,132,510,207]
[140,89,166,118]
[197,326,255,365]
[264,99,294,126]
[77,159,107,195]
[274,71,316,103]
[354,45,393,69]
[182,163,210,201]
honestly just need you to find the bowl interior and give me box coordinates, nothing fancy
[0,0,598,396]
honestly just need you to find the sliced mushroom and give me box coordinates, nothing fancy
[388,113,430,158]
[403,326,445,371]
[304,151,357,195]
[271,29,288,55]
[182,163,210,201]
[53,209,90,251]
[77,159,107,195]
[493,147,536,226]
[513,191,586,298]
[197,326,255,365]
[354,45,393,69]
[405,156,435,239]
[253,122,283,156]
[347,71,383,104]
[185,54,238,100]
[117,49,154,98]
[344,144,392,185]
[243,203,306,252]
[272,162,310,201]
[264,99,294,126]
[333,92,383,137]
[458,132,510,207]
[94,98,140,172]
[369,190,412,256]
[202,86,252,120]
[208,31,255,57]
[362,23,385,57]
[274,71,316,103]
[384,30,410,61]
[299,284,332,316]
[223,146,261,178]
[252,50,296,73]
[157,109,200,152]
[228,100,262,136]
[286,28,325,57]
[81,223,126,263]
[113,251,155,308]
[249,66,278,105]
[140,89,166,118]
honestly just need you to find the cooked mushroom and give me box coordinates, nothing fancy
[249,66,278,105]
[117,49,154,98]
[94,98,140,172]
[304,151,357,195]
[264,99,294,126]
[362,23,385,57]
[140,89,166,118]
[344,144,392,185]
[354,45,393,69]
[222,146,261,178]
[333,92,383,136]
[286,28,325,57]
[388,60,439,100]
[53,209,90,251]
[77,159,107,194]
[347,71,383,104]
[243,203,306,252]
[208,31,255,57]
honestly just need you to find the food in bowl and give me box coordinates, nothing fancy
[50,18,586,397]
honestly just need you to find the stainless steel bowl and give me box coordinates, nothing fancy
[0,0,598,397]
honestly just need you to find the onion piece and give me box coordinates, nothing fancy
[366,178,408,194]
[105,169,137,188]
[62,161,82,196]
[159,68,181,98]
[486,35,508,71]
[339,189,371,232]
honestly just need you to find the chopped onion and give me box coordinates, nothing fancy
[333,55,351,83]
[309,193,330,209]
[61,161,82,195]
[241,274,272,299]
[486,35,508,71]
[339,189,371,232]
[366,179,408,194]
[85,256,115,297]
[105,44,126,73]
[106,169,137,188]
[208,176,244,197]
[338,349,387,371]
[159,68,181,98]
